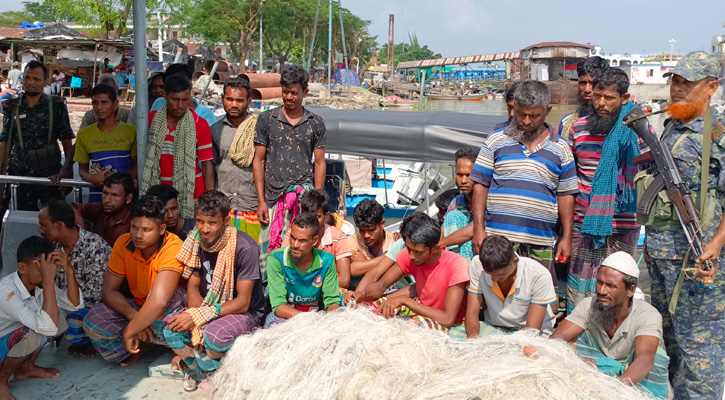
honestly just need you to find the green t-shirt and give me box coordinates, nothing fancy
[267,247,340,312]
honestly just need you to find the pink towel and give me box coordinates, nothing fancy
[269,186,306,251]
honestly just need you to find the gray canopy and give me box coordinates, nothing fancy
[309,108,502,163]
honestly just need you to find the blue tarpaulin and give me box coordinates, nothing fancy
[333,68,360,86]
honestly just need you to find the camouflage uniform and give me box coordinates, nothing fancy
[643,52,725,400]
[0,93,75,210]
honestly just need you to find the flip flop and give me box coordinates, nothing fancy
[183,373,198,392]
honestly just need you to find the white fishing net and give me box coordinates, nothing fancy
[210,308,654,400]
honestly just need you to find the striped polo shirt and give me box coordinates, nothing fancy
[470,123,578,247]
[569,117,649,233]
[468,256,557,333]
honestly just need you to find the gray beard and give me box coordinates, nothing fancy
[587,106,621,136]
[291,255,304,265]
[509,124,546,144]
[589,297,618,330]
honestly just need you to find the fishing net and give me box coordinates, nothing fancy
[210,308,654,400]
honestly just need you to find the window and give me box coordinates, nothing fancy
[172,30,178,38]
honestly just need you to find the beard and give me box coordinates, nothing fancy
[509,124,546,144]
[24,91,42,97]
[589,296,619,329]
[668,95,707,121]
[579,102,594,117]
[587,105,621,136]
[291,255,304,265]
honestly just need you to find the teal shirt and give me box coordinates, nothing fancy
[267,247,340,312]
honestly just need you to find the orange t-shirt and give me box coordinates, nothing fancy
[107,232,184,305]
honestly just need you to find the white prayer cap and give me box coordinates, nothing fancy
[601,251,639,279]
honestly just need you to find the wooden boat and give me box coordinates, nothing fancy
[379,95,416,108]
[426,93,486,101]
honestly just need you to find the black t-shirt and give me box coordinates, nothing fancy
[199,230,268,320]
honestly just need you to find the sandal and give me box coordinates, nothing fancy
[183,373,198,392]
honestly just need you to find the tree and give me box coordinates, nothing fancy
[261,0,317,73]
[23,0,59,22]
[173,0,262,72]
[49,0,160,39]
[380,33,441,65]
[0,11,30,27]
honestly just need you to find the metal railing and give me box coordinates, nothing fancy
[0,175,95,210]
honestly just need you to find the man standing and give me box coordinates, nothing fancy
[75,84,137,203]
[0,236,83,400]
[125,71,165,126]
[141,74,215,219]
[146,184,196,241]
[150,64,217,129]
[7,62,22,91]
[265,213,340,326]
[552,252,669,399]
[493,81,521,131]
[348,199,398,289]
[163,191,267,382]
[83,196,186,367]
[0,61,75,211]
[471,80,578,288]
[643,52,725,400]
[254,65,327,280]
[558,57,609,139]
[38,199,111,357]
[211,77,260,241]
[566,68,646,312]
[79,75,131,130]
[71,173,134,246]
[440,148,478,263]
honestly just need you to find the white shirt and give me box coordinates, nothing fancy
[468,256,557,333]
[0,272,84,337]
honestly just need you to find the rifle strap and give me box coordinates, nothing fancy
[669,107,714,314]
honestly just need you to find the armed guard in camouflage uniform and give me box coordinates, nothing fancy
[641,51,725,400]
[0,60,75,211]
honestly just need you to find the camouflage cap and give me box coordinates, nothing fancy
[663,51,721,81]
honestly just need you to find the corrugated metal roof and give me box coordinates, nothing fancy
[397,52,521,69]
[521,41,593,51]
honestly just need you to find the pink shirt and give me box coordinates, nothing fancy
[396,249,469,322]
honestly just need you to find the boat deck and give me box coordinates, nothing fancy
[10,341,211,399]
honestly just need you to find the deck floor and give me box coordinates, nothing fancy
[9,341,211,399]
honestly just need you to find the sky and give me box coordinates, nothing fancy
[2,0,723,58]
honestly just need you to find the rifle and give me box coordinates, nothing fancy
[624,106,717,288]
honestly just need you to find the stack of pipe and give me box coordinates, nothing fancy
[240,73,282,100]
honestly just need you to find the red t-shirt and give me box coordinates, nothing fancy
[396,248,469,322]
[148,110,214,198]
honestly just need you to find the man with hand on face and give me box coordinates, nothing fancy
[211,77,261,241]
[642,51,725,400]
[0,236,83,400]
[265,213,340,326]
[558,56,609,140]
[471,80,578,290]
[0,61,75,211]
[566,68,648,313]
[438,148,478,264]
[38,199,110,357]
[83,196,186,367]
[75,84,137,203]
[552,252,669,399]
[163,191,266,386]
[141,75,215,220]
[254,65,327,282]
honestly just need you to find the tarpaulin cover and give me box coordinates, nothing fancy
[332,68,360,86]
[309,108,502,163]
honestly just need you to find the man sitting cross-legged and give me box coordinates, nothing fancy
[346,212,469,331]
[266,213,341,326]
[551,252,669,399]
[448,235,556,339]
[83,195,187,366]
[0,236,83,400]
[348,199,400,289]
[163,191,268,383]
[282,189,351,288]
